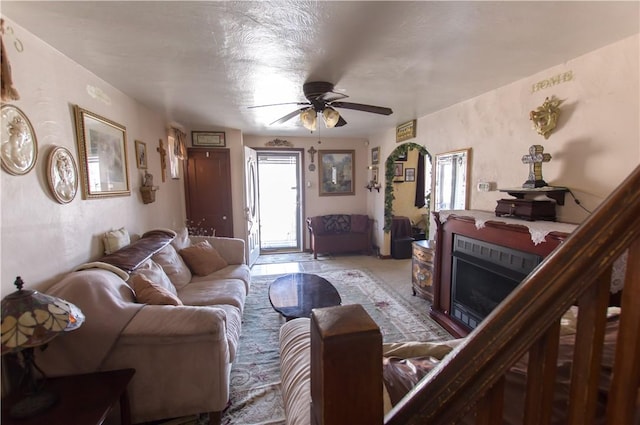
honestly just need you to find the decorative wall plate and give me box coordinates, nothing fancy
[47,146,78,204]
[0,104,38,175]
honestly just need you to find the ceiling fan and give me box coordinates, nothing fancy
[249,81,393,131]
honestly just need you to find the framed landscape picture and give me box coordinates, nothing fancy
[73,105,130,198]
[319,150,355,196]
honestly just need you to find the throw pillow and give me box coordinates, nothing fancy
[130,274,183,306]
[179,240,228,276]
[152,244,192,289]
[102,227,130,254]
[171,227,191,251]
[131,259,178,296]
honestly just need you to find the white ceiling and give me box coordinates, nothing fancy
[3,1,638,138]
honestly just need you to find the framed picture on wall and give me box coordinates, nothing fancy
[319,150,355,196]
[405,167,416,182]
[73,105,130,198]
[135,140,147,169]
[192,131,226,147]
[394,162,404,177]
[371,147,380,165]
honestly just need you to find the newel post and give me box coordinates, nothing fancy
[310,304,383,425]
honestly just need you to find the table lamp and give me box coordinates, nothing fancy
[1,276,85,418]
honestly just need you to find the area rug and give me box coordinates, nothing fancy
[220,268,451,425]
[253,252,332,265]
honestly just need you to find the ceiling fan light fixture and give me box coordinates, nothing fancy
[322,107,340,128]
[300,107,317,131]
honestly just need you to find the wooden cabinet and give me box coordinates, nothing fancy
[412,240,435,301]
[184,148,233,237]
[431,210,576,337]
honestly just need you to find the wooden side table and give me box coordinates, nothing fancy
[412,240,435,302]
[1,368,135,425]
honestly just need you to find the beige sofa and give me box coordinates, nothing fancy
[37,229,250,424]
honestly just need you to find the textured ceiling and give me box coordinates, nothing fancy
[2,1,638,138]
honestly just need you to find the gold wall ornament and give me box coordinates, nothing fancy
[530,96,563,139]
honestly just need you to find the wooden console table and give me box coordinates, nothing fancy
[1,368,135,425]
[432,210,576,337]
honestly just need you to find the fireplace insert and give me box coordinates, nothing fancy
[451,234,542,330]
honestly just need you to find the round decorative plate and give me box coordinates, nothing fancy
[47,146,78,204]
[1,104,38,175]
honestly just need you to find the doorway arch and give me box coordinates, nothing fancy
[383,142,432,232]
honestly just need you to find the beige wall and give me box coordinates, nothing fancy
[369,35,639,255]
[1,18,186,293]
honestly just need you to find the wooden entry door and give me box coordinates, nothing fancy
[185,148,233,237]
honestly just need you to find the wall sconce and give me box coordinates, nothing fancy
[365,181,381,192]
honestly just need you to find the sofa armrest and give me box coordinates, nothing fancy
[107,305,232,422]
[190,236,246,265]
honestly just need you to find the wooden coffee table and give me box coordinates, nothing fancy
[269,273,342,320]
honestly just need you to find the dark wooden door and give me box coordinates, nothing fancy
[185,148,234,237]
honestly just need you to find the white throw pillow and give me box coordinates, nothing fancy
[152,244,192,289]
[103,227,130,254]
[130,259,178,296]
[171,227,191,251]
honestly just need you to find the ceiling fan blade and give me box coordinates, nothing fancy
[269,108,307,125]
[335,115,347,127]
[249,101,310,109]
[318,91,349,102]
[330,101,393,115]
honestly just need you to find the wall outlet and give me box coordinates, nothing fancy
[477,182,496,192]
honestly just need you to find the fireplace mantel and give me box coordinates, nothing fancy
[431,210,576,337]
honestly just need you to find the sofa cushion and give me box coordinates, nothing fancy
[103,227,130,254]
[152,244,192,289]
[180,240,228,276]
[131,259,178,296]
[190,264,251,294]
[351,214,370,233]
[279,318,312,425]
[130,274,183,306]
[323,214,351,233]
[178,279,246,312]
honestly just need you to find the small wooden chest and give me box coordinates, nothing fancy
[495,198,556,221]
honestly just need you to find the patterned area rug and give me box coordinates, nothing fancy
[253,252,332,264]
[220,268,451,425]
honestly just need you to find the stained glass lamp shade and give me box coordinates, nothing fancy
[1,276,85,418]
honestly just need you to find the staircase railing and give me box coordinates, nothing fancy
[385,163,640,424]
[310,164,640,424]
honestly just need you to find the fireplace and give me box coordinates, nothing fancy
[451,234,542,330]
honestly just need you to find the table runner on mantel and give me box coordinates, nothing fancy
[438,210,579,246]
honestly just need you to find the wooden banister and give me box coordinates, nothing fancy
[310,304,383,425]
[381,164,640,424]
